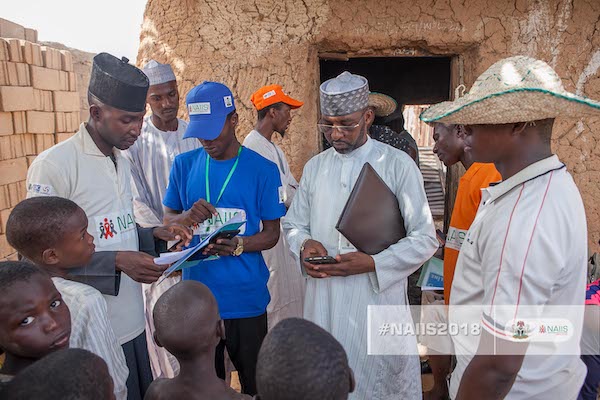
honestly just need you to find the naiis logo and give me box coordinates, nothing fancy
[539,324,569,336]
[99,218,117,239]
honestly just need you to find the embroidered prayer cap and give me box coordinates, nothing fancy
[251,84,303,111]
[88,53,149,113]
[143,60,177,86]
[420,55,600,125]
[183,81,236,140]
[320,71,369,116]
[368,92,397,117]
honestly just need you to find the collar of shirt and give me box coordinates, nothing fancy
[81,123,122,161]
[333,134,374,160]
[483,155,564,204]
[249,129,273,145]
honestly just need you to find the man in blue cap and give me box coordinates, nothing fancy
[163,81,286,395]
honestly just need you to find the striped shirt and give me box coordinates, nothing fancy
[52,277,129,400]
[449,155,587,399]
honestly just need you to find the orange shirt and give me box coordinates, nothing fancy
[444,163,501,304]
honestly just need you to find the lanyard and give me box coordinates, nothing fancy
[205,146,242,205]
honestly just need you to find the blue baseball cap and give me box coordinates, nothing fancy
[183,81,236,140]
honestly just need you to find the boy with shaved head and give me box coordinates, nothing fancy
[255,318,355,400]
[145,281,251,400]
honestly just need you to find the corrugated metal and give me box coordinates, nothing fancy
[403,104,446,218]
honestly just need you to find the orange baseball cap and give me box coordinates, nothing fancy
[250,84,304,111]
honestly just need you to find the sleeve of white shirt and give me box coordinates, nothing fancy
[70,291,129,400]
[283,161,313,261]
[283,160,299,208]
[122,149,162,227]
[370,157,438,293]
[26,158,70,198]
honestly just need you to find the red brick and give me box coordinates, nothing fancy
[0,40,8,62]
[41,46,61,70]
[22,134,35,155]
[7,182,20,207]
[4,62,30,86]
[0,207,13,234]
[0,137,12,160]
[24,28,37,43]
[33,89,53,112]
[0,158,27,185]
[68,72,77,91]
[52,91,79,112]
[12,111,26,134]
[6,39,23,63]
[29,65,61,91]
[60,50,73,72]
[55,132,74,143]
[34,134,54,153]
[19,41,42,66]
[0,86,35,112]
[0,234,14,258]
[26,111,54,134]
[10,135,24,158]
[0,185,9,210]
[26,155,36,167]
[0,112,13,135]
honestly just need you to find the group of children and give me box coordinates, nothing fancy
[0,197,354,400]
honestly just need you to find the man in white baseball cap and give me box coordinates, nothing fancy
[421,55,600,400]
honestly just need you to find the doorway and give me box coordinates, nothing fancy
[318,56,453,219]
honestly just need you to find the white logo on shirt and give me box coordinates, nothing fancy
[27,183,55,196]
[188,102,211,115]
[278,186,285,204]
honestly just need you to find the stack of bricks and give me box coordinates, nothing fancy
[0,37,80,260]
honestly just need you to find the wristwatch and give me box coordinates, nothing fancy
[233,237,244,256]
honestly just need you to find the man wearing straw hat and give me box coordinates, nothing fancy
[368,93,420,164]
[284,71,438,399]
[421,55,598,399]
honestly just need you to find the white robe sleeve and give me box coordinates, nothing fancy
[122,149,162,227]
[283,162,313,260]
[370,158,438,293]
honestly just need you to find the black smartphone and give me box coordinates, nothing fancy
[208,229,241,244]
[304,256,338,264]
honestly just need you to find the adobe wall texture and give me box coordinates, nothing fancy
[138,0,600,251]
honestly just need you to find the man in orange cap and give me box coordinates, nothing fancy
[244,84,305,329]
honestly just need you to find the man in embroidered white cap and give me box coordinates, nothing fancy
[421,56,600,400]
[124,60,200,380]
[283,71,438,399]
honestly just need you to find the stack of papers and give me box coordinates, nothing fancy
[417,256,444,291]
[155,214,246,282]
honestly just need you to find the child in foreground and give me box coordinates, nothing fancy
[6,197,128,399]
[5,348,116,400]
[255,317,355,400]
[145,280,251,400]
[0,261,71,392]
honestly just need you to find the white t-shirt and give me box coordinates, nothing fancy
[52,277,128,400]
[27,124,145,344]
[449,155,587,399]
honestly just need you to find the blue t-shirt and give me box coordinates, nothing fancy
[163,146,286,319]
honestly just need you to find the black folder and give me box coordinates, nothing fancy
[335,163,406,255]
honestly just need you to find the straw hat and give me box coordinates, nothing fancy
[368,92,397,117]
[420,55,600,125]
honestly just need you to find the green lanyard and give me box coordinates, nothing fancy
[205,146,242,206]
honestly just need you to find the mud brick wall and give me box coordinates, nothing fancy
[0,37,80,260]
[138,0,600,251]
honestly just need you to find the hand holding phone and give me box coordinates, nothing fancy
[304,256,339,265]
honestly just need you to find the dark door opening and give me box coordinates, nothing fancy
[318,56,453,219]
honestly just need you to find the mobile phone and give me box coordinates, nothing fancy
[304,256,338,265]
[208,229,241,244]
